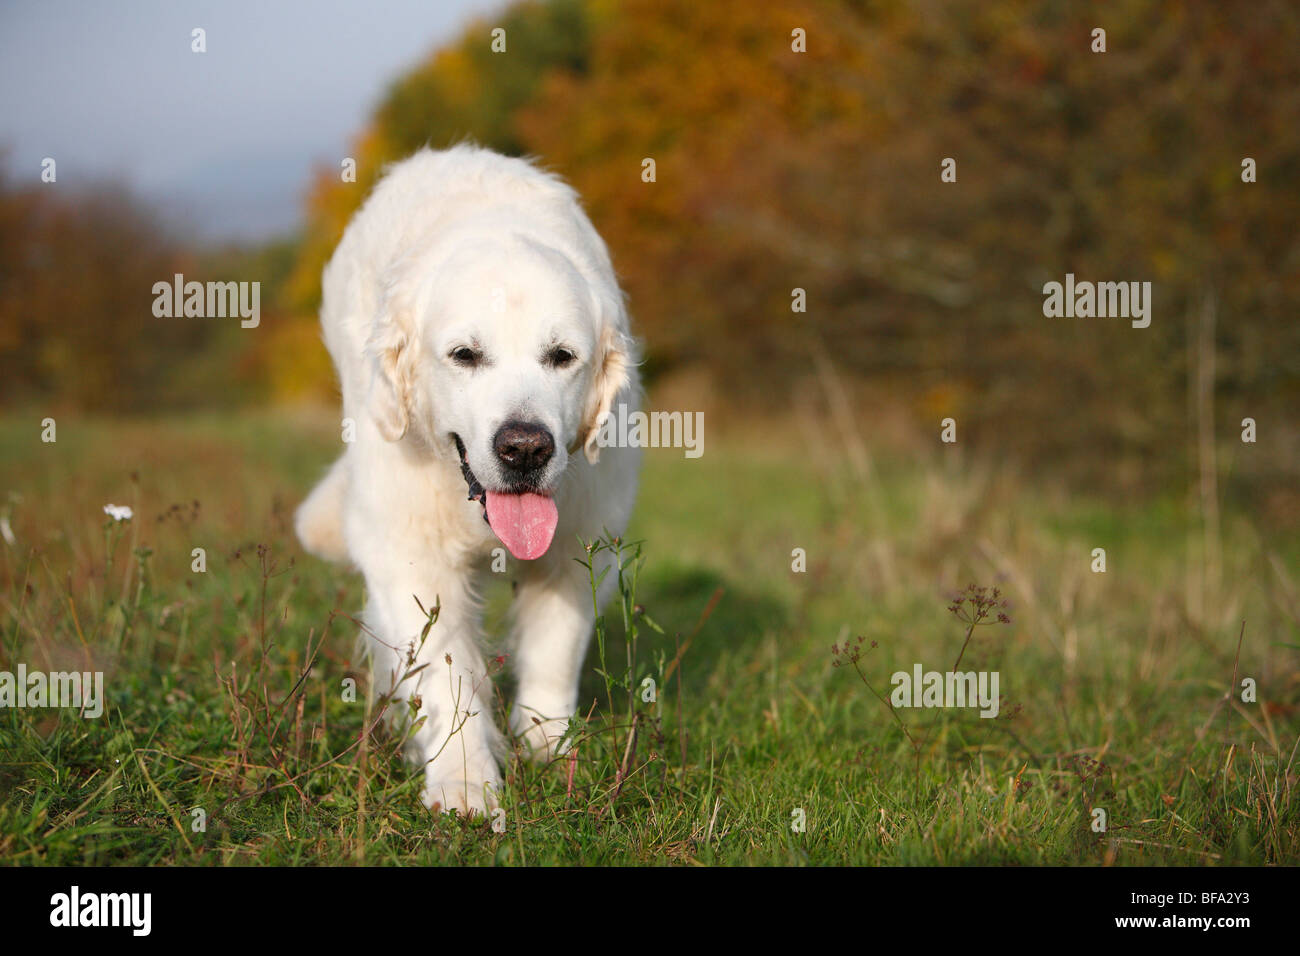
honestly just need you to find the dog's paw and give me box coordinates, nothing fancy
[512,712,572,763]
[422,773,500,819]
[421,780,491,816]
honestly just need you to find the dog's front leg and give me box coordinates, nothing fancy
[508,540,616,761]
[362,561,503,817]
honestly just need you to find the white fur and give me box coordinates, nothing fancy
[295,145,641,816]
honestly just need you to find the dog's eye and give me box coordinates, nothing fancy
[450,346,481,368]
[545,347,577,369]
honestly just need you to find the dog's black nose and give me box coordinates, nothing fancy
[493,421,555,474]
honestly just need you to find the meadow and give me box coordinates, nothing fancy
[0,406,1296,865]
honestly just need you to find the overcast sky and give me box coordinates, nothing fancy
[0,0,498,243]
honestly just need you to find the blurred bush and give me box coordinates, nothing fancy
[287,0,1300,493]
[0,169,289,413]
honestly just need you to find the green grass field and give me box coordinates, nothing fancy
[1,409,1296,865]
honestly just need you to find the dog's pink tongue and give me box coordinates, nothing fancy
[484,492,558,560]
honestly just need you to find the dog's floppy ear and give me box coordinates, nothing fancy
[365,278,420,443]
[579,287,635,464]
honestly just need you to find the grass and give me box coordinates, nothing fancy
[0,406,1297,865]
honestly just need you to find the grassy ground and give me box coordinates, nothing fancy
[0,407,1297,865]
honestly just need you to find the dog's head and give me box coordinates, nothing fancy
[364,232,634,559]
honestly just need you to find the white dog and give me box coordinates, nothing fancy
[294,145,641,816]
